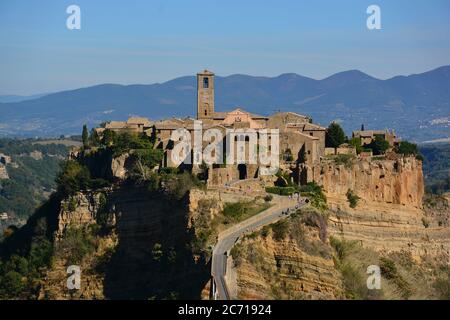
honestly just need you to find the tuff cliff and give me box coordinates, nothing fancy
[2,147,448,300]
[316,156,424,208]
[39,186,222,300]
[315,156,448,260]
[230,157,449,300]
[232,216,344,300]
[232,204,450,300]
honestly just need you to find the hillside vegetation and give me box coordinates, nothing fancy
[231,208,450,300]
[0,139,71,228]
[0,131,209,299]
[420,142,450,194]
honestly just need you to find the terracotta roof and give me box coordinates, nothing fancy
[213,112,228,119]
[301,123,326,131]
[213,108,268,120]
[293,131,319,140]
[353,130,391,137]
[105,121,127,129]
[126,117,152,126]
[271,111,309,119]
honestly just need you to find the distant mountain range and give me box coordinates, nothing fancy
[0,93,49,103]
[1,66,449,142]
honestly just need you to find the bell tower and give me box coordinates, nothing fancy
[197,70,215,120]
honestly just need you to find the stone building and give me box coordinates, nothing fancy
[98,69,329,185]
[352,129,398,147]
[159,70,326,184]
[96,117,154,136]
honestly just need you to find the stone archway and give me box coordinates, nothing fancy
[237,164,247,180]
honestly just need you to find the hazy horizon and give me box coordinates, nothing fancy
[1,65,449,97]
[1,0,450,95]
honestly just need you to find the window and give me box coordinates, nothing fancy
[203,77,209,88]
[204,109,207,116]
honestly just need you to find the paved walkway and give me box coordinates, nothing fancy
[211,194,306,300]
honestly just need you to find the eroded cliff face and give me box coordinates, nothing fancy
[327,199,450,261]
[40,186,223,300]
[56,192,109,239]
[232,158,449,300]
[234,230,344,300]
[232,204,449,300]
[317,156,424,208]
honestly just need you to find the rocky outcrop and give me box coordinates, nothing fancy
[74,150,138,181]
[0,153,12,179]
[110,153,128,179]
[317,156,424,208]
[233,200,450,300]
[327,197,450,262]
[0,165,8,180]
[43,186,222,300]
[234,228,344,300]
[56,191,110,239]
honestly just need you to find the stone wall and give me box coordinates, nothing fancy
[316,156,424,208]
[208,166,237,186]
[208,164,259,186]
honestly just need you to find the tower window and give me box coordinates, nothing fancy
[204,109,207,116]
[203,77,209,89]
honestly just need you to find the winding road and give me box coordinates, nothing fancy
[211,195,306,300]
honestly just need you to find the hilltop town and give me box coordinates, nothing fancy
[0,70,448,301]
[1,0,450,306]
[90,70,404,191]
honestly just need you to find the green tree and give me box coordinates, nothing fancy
[111,132,154,156]
[397,141,419,156]
[346,189,360,208]
[152,243,163,261]
[271,220,289,241]
[1,271,26,296]
[128,149,163,182]
[349,137,363,154]
[55,160,109,196]
[82,125,89,148]
[299,182,327,210]
[56,160,91,196]
[89,129,101,147]
[370,135,390,155]
[326,122,346,148]
[102,129,117,146]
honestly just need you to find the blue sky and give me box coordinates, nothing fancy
[1,0,449,95]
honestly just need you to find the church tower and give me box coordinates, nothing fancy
[197,70,215,120]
